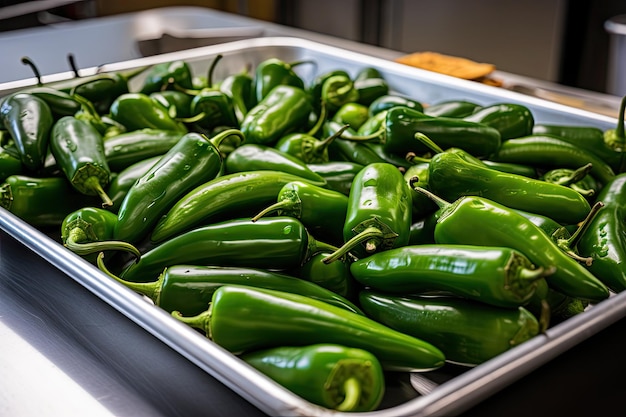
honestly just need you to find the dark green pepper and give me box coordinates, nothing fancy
[224,144,327,184]
[253,58,309,103]
[308,69,350,110]
[293,251,357,299]
[109,93,188,133]
[323,162,412,262]
[241,85,313,146]
[321,74,359,114]
[151,170,332,243]
[240,344,385,412]
[383,106,501,158]
[139,60,194,95]
[27,87,81,118]
[307,161,364,196]
[114,129,244,244]
[414,186,610,302]
[251,180,348,246]
[149,90,193,119]
[0,92,53,172]
[172,284,446,371]
[50,116,113,207]
[106,156,161,211]
[332,102,370,131]
[463,103,534,140]
[403,161,438,219]
[103,128,185,172]
[0,146,23,182]
[351,245,550,309]
[97,257,362,316]
[368,94,424,116]
[354,76,389,107]
[540,163,598,199]
[359,290,540,366]
[61,207,140,259]
[121,217,338,282]
[423,100,482,118]
[219,67,255,124]
[274,125,349,164]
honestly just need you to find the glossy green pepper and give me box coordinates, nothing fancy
[172,284,446,371]
[219,67,255,124]
[253,58,309,102]
[368,94,424,116]
[274,125,349,164]
[354,76,389,107]
[383,106,502,158]
[149,90,193,119]
[105,156,160,211]
[463,103,534,140]
[224,144,327,184]
[241,85,313,146]
[356,110,388,136]
[307,161,364,196]
[139,60,194,95]
[121,217,338,282]
[50,116,113,207]
[540,163,598,199]
[0,92,53,172]
[240,344,385,412]
[351,244,550,309]
[251,180,348,246]
[0,146,23,182]
[103,129,185,172]
[332,102,370,131]
[27,87,81,118]
[61,207,140,259]
[403,161,438,219]
[114,129,243,244]
[323,162,412,262]
[321,74,359,114]
[414,186,610,302]
[359,290,540,366]
[308,69,350,110]
[97,257,362,316]
[423,100,482,118]
[109,93,188,133]
[293,251,357,299]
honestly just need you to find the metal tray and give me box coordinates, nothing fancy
[1,36,624,417]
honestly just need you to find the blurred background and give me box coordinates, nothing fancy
[1,0,626,95]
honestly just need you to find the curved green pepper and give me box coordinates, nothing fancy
[383,106,501,158]
[50,116,112,207]
[139,60,194,95]
[359,290,540,366]
[173,284,446,372]
[103,129,185,172]
[332,102,370,131]
[251,180,348,246]
[423,100,482,118]
[98,257,362,315]
[0,146,23,182]
[151,170,330,243]
[0,92,53,172]
[121,217,338,281]
[149,90,193,119]
[241,85,313,146]
[224,144,327,184]
[354,76,389,107]
[106,156,161,211]
[114,130,243,244]
[219,67,255,124]
[61,207,140,259]
[323,162,412,262]
[414,187,610,302]
[240,344,385,412]
[293,251,357,299]
[368,94,424,116]
[27,87,81,118]
[463,103,534,140]
[307,161,364,196]
[308,69,350,110]
[350,245,550,309]
[253,58,308,102]
[109,93,188,133]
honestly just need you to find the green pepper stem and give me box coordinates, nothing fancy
[518,265,556,281]
[206,54,223,89]
[306,102,328,137]
[66,229,141,259]
[177,112,207,123]
[409,180,451,210]
[316,124,349,152]
[413,132,444,155]
[563,201,605,259]
[547,163,593,187]
[341,125,384,142]
[335,377,361,412]
[538,299,551,333]
[209,128,245,150]
[405,152,431,164]
[322,226,384,264]
[251,199,295,222]
[171,309,212,337]
[83,176,113,208]
[96,252,160,300]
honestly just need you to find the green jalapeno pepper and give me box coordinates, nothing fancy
[0,92,53,172]
[525,279,588,324]
[62,207,140,259]
[274,125,349,164]
[50,116,113,207]
[172,284,446,372]
[323,162,412,262]
[351,244,550,309]
[602,94,626,172]
[103,128,185,172]
[427,146,592,225]
[149,90,193,119]
[253,58,309,102]
[462,103,534,140]
[307,161,364,196]
[403,160,438,220]
[0,146,23,182]
[413,186,610,302]
[114,129,243,244]
[423,100,482,118]
[224,143,327,184]
[332,102,370,131]
[359,290,540,366]
[251,180,348,246]
[321,73,360,114]
[219,67,255,124]
[491,134,616,185]
[241,85,313,146]
[481,160,538,177]
[26,87,81,118]
[368,94,424,116]
[354,76,389,107]
[121,217,338,281]
[293,251,357,300]
[106,156,161,211]
[356,110,388,136]
[241,344,385,412]
[0,175,97,227]
[109,93,188,133]
[383,106,501,158]
[577,173,626,292]
[97,255,362,315]
[151,170,330,243]
[540,163,598,199]
[309,69,351,110]
[139,60,194,95]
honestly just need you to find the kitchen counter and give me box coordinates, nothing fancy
[1,7,625,417]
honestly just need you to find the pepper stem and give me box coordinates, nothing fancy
[171,309,212,337]
[405,152,431,165]
[518,265,556,281]
[409,179,451,210]
[96,252,160,301]
[538,299,551,333]
[66,228,142,259]
[322,226,384,264]
[561,201,604,265]
[341,125,384,142]
[206,54,223,89]
[306,102,327,137]
[83,176,113,208]
[251,199,295,222]
[335,377,361,412]
[413,132,444,154]
[209,128,245,150]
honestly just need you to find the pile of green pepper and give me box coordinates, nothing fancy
[2,52,626,413]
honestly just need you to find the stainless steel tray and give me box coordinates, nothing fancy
[1,36,624,417]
